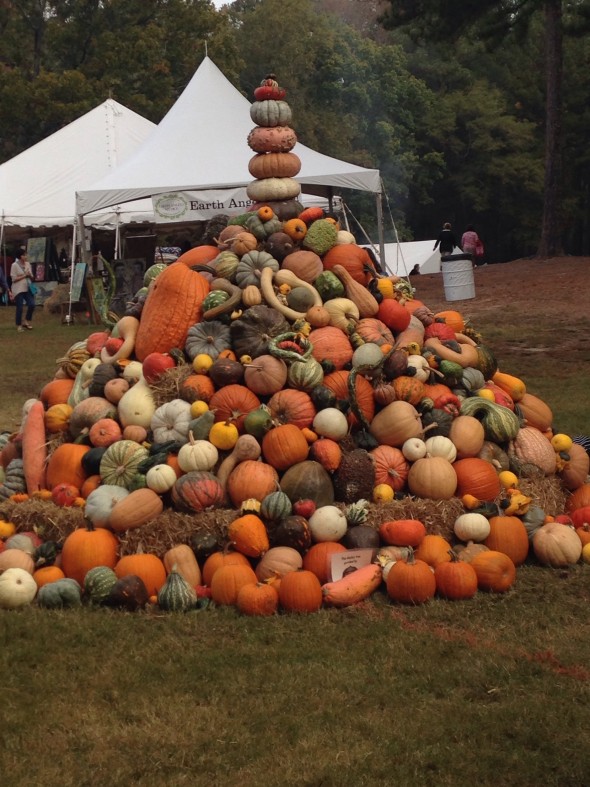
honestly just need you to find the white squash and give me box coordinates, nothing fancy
[312,408,349,442]
[406,355,431,383]
[352,343,383,370]
[425,435,457,463]
[308,505,347,543]
[402,437,427,461]
[117,378,156,428]
[453,513,491,543]
[85,485,130,527]
[323,298,360,332]
[0,567,37,609]
[177,436,218,473]
[146,463,178,494]
[335,230,356,245]
[151,399,192,443]
[122,361,144,383]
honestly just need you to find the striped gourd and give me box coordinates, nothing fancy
[99,440,149,487]
[157,567,197,612]
[460,398,521,443]
[84,566,118,604]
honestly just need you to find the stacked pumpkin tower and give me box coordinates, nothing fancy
[0,72,589,614]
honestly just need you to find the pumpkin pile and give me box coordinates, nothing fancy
[1,73,590,614]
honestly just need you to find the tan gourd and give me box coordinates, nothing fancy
[163,544,202,587]
[217,434,262,502]
[100,316,140,364]
[330,264,379,318]
[108,488,164,532]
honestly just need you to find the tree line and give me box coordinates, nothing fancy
[2,0,589,262]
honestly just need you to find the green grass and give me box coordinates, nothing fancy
[1,294,590,786]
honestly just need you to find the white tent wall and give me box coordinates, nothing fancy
[379,241,440,276]
[76,57,383,251]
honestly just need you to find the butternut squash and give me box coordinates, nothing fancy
[108,488,164,532]
[321,563,383,607]
[330,264,379,318]
[492,371,527,402]
[163,544,202,588]
[424,337,479,368]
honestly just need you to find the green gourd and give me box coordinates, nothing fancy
[99,440,149,487]
[460,397,521,443]
[84,565,118,604]
[157,567,197,612]
[260,490,293,522]
[187,410,216,441]
[314,271,345,302]
[37,578,82,609]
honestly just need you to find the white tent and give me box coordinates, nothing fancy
[0,99,156,233]
[380,241,441,276]
[76,57,383,238]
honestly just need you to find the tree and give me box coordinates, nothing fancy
[379,0,582,258]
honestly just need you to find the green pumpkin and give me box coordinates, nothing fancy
[99,440,149,488]
[84,565,118,604]
[202,289,230,313]
[288,358,324,391]
[37,578,82,609]
[213,251,240,282]
[474,344,498,380]
[144,263,167,287]
[157,568,197,612]
[314,270,345,302]
[460,397,521,443]
[461,367,486,392]
[34,541,61,568]
[187,410,216,441]
[243,404,273,440]
[260,490,293,522]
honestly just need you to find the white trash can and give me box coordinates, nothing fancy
[441,254,475,301]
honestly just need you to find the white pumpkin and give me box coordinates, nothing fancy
[177,437,218,473]
[151,399,192,443]
[85,485,130,527]
[406,355,431,383]
[425,435,457,463]
[122,361,144,383]
[0,567,38,609]
[117,378,156,428]
[308,505,347,542]
[402,437,427,461]
[312,408,349,442]
[335,230,356,245]
[453,513,491,543]
[146,463,177,494]
[352,343,383,370]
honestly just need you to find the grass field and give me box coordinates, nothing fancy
[1,281,590,787]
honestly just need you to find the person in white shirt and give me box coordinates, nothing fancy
[10,249,35,332]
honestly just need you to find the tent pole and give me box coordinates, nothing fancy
[376,189,387,273]
[66,220,77,325]
[114,208,121,259]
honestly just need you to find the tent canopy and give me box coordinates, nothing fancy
[76,57,382,218]
[380,241,441,276]
[0,99,156,230]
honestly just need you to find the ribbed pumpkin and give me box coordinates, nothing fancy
[268,389,316,429]
[308,326,353,371]
[434,552,478,600]
[134,263,210,361]
[278,569,323,613]
[370,401,423,447]
[281,250,323,283]
[370,445,409,492]
[226,460,279,508]
[171,471,225,512]
[243,355,288,396]
[236,582,279,616]
[392,376,425,406]
[355,317,395,347]
[262,424,309,471]
[248,151,301,179]
[414,534,453,567]
[560,443,590,491]
[99,440,149,488]
[565,483,590,514]
[209,385,261,433]
[157,568,197,612]
[448,415,485,459]
[44,403,73,434]
[484,516,530,566]
[202,550,251,586]
[453,457,501,501]
[210,563,257,605]
[470,550,516,593]
[301,542,347,584]
[532,522,582,567]
[61,523,119,586]
[386,550,436,604]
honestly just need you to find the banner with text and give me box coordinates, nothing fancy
[152,189,255,223]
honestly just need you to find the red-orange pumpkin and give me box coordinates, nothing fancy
[278,569,323,613]
[40,378,75,408]
[180,373,216,404]
[45,443,90,490]
[310,439,342,472]
[453,457,501,501]
[379,519,426,548]
[202,550,251,587]
[268,389,316,429]
[228,514,270,558]
[323,370,375,426]
[302,542,347,584]
[226,460,279,508]
[176,245,219,267]
[115,553,167,596]
[377,299,412,334]
[370,445,409,492]
[209,385,261,433]
[322,244,377,285]
[308,327,353,371]
[470,550,516,593]
[565,483,590,513]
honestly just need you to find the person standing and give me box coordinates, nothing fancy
[433,222,460,257]
[461,224,481,266]
[10,248,35,332]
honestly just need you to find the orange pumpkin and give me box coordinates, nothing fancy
[134,263,210,361]
[278,569,323,613]
[61,523,119,585]
[45,443,90,490]
[322,244,377,285]
[323,370,375,426]
[471,550,516,593]
[33,565,66,588]
[209,384,261,433]
[566,483,590,514]
[308,327,353,371]
[180,373,216,404]
[114,553,167,596]
[434,552,478,600]
[414,534,453,567]
[226,460,279,509]
[268,389,316,429]
[237,581,279,616]
[202,550,251,587]
[434,310,465,333]
[453,457,501,501]
[484,516,529,566]
[370,445,409,492]
[262,424,309,471]
[310,438,342,472]
[176,245,219,267]
[392,376,425,406]
[210,563,257,605]
[40,378,75,408]
[302,542,347,584]
[386,551,436,604]
[379,519,426,548]
[228,514,270,558]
